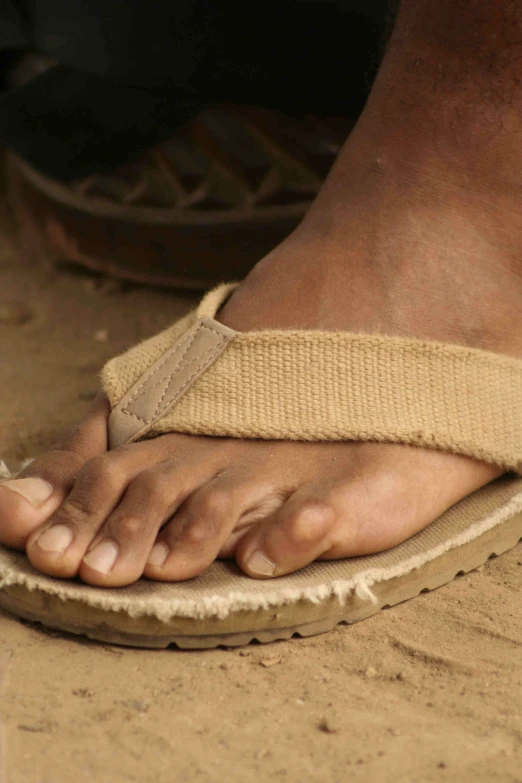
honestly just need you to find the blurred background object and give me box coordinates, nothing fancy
[0,0,391,287]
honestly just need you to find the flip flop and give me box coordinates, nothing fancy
[1,284,521,648]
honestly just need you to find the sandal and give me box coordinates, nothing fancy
[7,107,351,290]
[0,284,521,648]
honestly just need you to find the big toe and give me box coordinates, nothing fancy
[0,393,110,549]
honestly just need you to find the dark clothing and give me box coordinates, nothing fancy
[0,1,389,179]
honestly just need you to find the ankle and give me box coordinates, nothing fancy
[303,118,522,276]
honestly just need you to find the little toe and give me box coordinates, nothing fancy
[236,496,338,579]
[0,392,109,549]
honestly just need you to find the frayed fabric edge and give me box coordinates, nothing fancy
[0,489,520,621]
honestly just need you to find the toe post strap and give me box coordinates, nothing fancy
[103,284,522,472]
[107,316,237,449]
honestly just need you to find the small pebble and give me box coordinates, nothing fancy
[17,721,50,733]
[365,666,377,679]
[260,655,282,668]
[0,301,32,325]
[130,700,149,713]
[72,688,93,698]
[94,328,108,342]
[318,716,340,734]
[119,699,149,713]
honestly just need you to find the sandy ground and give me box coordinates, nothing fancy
[0,200,521,783]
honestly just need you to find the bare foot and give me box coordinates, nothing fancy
[0,0,520,586]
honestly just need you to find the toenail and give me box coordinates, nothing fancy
[0,478,53,508]
[35,524,73,553]
[247,551,277,577]
[82,540,119,575]
[147,542,169,567]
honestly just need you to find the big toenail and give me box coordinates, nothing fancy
[247,551,277,577]
[82,540,119,574]
[36,524,73,553]
[147,542,169,567]
[0,478,53,508]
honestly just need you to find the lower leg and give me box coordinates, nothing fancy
[223,0,522,353]
[1,0,520,586]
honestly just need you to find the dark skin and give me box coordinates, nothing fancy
[0,0,520,585]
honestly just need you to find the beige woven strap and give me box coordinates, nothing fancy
[103,284,522,471]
